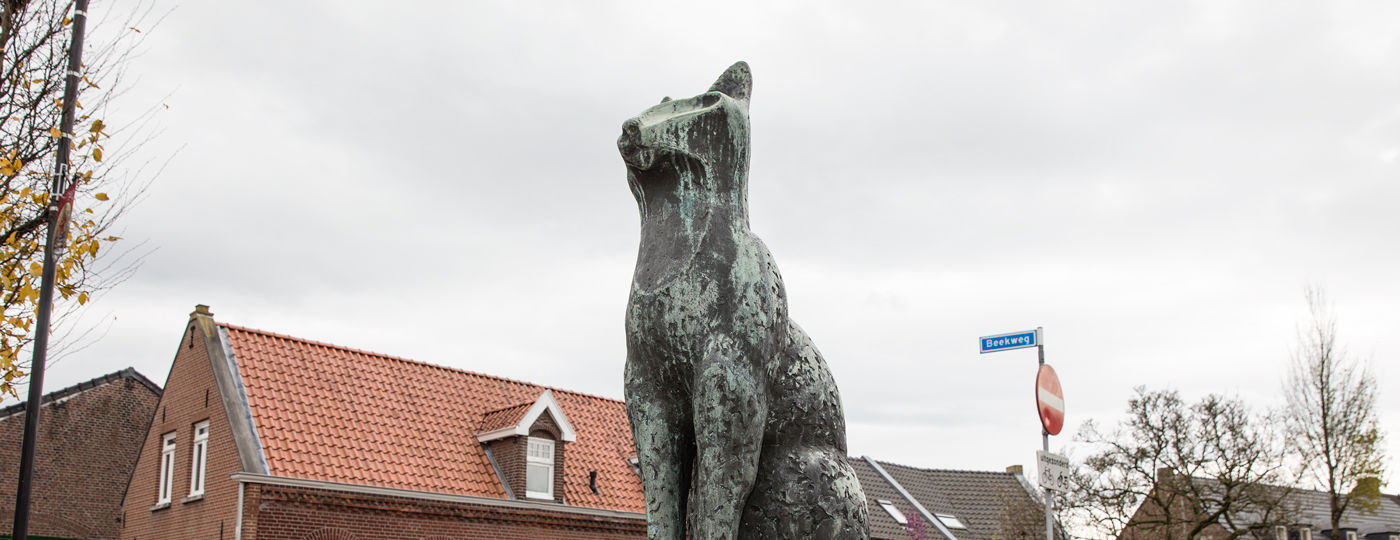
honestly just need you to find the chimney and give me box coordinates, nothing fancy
[1006,465,1023,475]
[190,304,213,319]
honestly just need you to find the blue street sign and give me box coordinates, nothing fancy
[979,329,1040,354]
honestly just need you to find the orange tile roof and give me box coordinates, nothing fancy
[479,402,533,434]
[222,323,645,513]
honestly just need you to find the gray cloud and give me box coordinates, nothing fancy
[10,0,1397,487]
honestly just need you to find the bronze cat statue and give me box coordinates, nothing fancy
[619,61,869,540]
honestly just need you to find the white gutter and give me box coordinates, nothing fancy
[229,473,646,521]
[863,456,958,540]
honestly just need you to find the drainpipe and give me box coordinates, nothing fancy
[863,456,958,540]
[235,480,245,539]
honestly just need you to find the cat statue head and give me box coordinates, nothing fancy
[618,61,753,206]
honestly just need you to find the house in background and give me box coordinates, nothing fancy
[0,368,161,540]
[119,305,1065,539]
[853,459,1057,540]
[1119,471,1400,540]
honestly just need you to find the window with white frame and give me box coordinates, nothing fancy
[876,500,907,525]
[525,437,555,499]
[936,513,967,530]
[1345,532,1357,540]
[157,432,176,504]
[1274,526,1287,540]
[1300,529,1312,540]
[189,420,209,497]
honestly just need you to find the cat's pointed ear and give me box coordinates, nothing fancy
[708,61,751,101]
[660,96,672,104]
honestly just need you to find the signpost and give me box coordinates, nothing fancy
[980,326,1060,540]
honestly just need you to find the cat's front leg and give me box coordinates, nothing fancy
[626,350,695,540]
[690,334,768,540]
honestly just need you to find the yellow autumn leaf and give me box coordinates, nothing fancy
[28,262,42,277]
[95,192,109,201]
[78,292,89,305]
[93,148,103,162]
[90,120,105,133]
[49,127,62,138]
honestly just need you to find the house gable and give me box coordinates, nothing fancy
[477,389,578,443]
[120,306,261,539]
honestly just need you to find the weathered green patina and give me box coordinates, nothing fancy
[620,62,870,540]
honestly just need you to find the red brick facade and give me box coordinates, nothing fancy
[121,321,246,539]
[243,482,644,540]
[0,369,160,540]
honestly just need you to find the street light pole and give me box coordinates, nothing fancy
[11,1,91,538]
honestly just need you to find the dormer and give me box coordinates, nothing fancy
[1322,529,1360,540]
[477,390,577,503]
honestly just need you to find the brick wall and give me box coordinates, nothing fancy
[248,483,645,539]
[0,371,160,539]
[121,322,246,540]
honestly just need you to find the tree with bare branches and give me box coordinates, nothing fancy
[0,0,152,397]
[1070,388,1296,540]
[1284,287,1387,534]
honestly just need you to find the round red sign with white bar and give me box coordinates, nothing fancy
[1035,363,1065,435]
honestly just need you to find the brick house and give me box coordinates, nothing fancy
[0,368,162,540]
[120,306,645,539]
[1119,471,1400,540]
[120,305,1063,539]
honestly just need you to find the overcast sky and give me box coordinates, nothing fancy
[9,1,1399,490]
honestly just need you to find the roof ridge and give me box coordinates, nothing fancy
[874,458,1016,477]
[0,367,161,419]
[217,322,627,405]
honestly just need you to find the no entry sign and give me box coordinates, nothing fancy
[1035,363,1065,435]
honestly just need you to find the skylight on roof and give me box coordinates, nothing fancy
[936,513,967,530]
[877,500,907,525]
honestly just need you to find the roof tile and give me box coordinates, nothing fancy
[222,323,645,512]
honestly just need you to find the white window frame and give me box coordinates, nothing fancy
[936,513,967,530]
[1274,526,1287,540]
[1300,529,1312,540]
[877,499,907,525]
[157,431,176,504]
[524,436,555,499]
[1344,532,1357,540]
[189,420,210,497]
